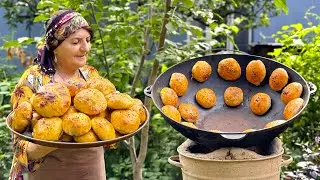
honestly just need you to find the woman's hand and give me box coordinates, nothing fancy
[27,142,58,160]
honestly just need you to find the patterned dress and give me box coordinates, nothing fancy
[9,64,100,180]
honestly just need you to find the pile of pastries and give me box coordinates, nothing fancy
[10,76,147,143]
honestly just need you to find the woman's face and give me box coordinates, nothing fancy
[54,28,91,71]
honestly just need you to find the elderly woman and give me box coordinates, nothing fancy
[9,10,106,180]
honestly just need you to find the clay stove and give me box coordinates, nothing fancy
[169,138,292,180]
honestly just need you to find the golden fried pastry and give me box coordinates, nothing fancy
[217,58,241,81]
[160,87,179,107]
[269,68,289,91]
[93,108,112,121]
[62,112,91,136]
[246,60,266,86]
[264,120,286,129]
[191,61,212,82]
[62,106,78,119]
[106,92,134,110]
[32,117,63,141]
[129,102,147,124]
[91,116,116,140]
[31,83,71,117]
[64,77,88,97]
[161,105,181,122]
[181,122,197,128]
[224,87,243,107]
[87,76,116,98]
[11,101,33,133]
[132,98,143,105]
[250,93,271,115]
[178,103,199,123]
[169,73,188,96]
[281,82,303,105]
[195,88,216,108]
[74,130,99,143]
[283,98,304,120]
[243,129,256,133]
[74,88,107,115]
[31,111,41,129]
[11,85,34,109]
[111,110,140,134]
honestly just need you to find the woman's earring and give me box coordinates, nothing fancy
[54,55,58,64]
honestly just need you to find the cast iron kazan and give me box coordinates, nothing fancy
[144,52,317,148]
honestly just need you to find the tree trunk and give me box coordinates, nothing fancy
[130,0,171,180]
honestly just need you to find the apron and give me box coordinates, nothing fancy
[28,147,106,180]
[28,69,106,180]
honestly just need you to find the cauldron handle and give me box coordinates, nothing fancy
[281,154,293,167]
[308,81,317,95]
[144,85,153,98]
[168,155,183,168]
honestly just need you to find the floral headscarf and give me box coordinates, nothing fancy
[35,10,93,75]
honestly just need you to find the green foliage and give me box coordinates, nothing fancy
[0,64,19,179]
[0,0,39,31]
[269,8,320,179]
[0,0,286,32]
[274,0,288,14]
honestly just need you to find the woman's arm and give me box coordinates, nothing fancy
[27,142,57,160]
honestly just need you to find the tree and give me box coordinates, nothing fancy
[0,0,40,31]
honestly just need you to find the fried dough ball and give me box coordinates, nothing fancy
[31,111,41,129]
[224,87,244,107]
[62,112,91,136]
[132,98,143,105]
[178,103,199,123]
[11,85,34,109]
[246,60,266,86]
[106,92,134,110]
[160,87,179,107]
[264,120,287,129]
[62,106,78,119]
[269,68,289,91]
[91,116,116,140]
[250,93,271,115]
[169,73,188,96]
[63,77,88,97]
[217,58,241,81]
[161,105,181,122]
[87,76,116,97]
[195,88,216,108]
[281,82,303,105]
[283,98,304,120]
[111,110,140,134]
[181,122,197,129]
[11,101,32,133]
[191,61,212,82]
[93,108,112,121]
[74,130,99,143]
[129,102,147,124]
[32,117,63,141]
[31,83,71,117]
[74,88,107,115]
